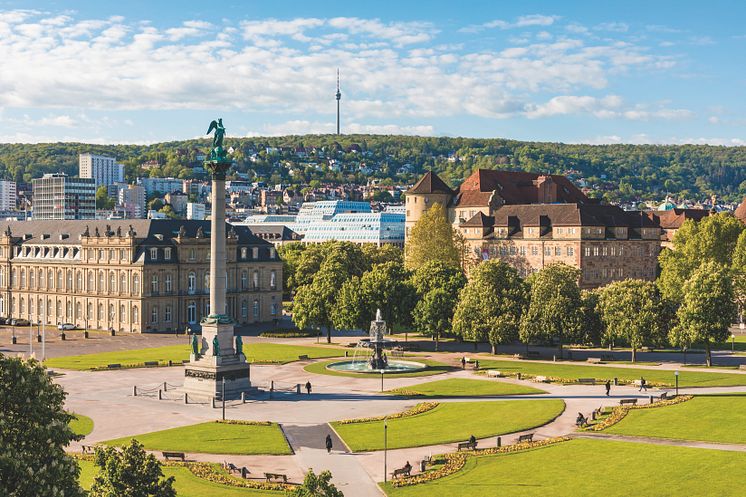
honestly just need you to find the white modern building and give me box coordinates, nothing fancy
[79,153,125,188]
[116,184,146,219]
[0,180,16,211]
[137,177,184,196]
[187,202,206,220]
[303,212,405,247]
[32,173,96,220]
[292,200,371,234]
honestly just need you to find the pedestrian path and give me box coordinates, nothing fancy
[572,432,746,452]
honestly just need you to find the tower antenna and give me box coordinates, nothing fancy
[335,68,341,135]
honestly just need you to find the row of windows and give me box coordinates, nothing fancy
[583,245,656,257]
[3,297,139,324]
[485,245,575,258]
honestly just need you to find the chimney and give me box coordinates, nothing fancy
[535,176,557,203]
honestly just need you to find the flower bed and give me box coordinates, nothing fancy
[585,395,693,432]
[390,436,571,487]
[215,419,272,426]
[336,402,439,425]
[186,462,296,492]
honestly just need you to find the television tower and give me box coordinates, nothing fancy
[335,69,341,135]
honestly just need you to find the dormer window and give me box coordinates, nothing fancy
[241,247,248,259]
[164,248,172,260]
[150,248,158,260]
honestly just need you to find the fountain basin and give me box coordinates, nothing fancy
[326,359,427,373]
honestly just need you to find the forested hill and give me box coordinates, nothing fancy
[1,135,746,203]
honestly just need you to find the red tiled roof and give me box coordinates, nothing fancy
[461,211,494,227]
[736,197,746,223]
[645,208,710,230]
[454,169,588,207]
[490,204,659,228]
[407,171,454,195]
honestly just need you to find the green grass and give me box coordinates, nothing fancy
[332,399,564,451]
[382,438,746,496]
[78,460,285,496]
[476,359,746,387]
[69,413,94,437]
[44,342,345,370]
[304,359,455,378]
[103,421,292,456]
[605,394,746,444]
[388,378,545,397]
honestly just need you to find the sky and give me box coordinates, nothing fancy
[0,0,745,145]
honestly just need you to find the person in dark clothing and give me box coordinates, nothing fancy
[576,412,587,427]
[461,357,466,369]
[605,380,611,396]
[325,434,333,453]
[403,461,412,475]
[639,377,648,392]
[305,381,312,395]
[469,434,476,445]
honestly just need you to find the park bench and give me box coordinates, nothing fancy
[420,455,431,472]
[298,355,309,360]
[391,467,411,479]
[534,375,549,383]
[144,361,159,367]
[457,441,478,451]
[659,392,669,401]
[619,398,638,406]
[106,363,121,369]
[265,473,288,483]
[81,445,95,454]
[486,370,502,378]
[739,365,746,371]
[576,378,596,385]
[586,357,602,364]
[516,433,534,443]
[240,467,250,479]
[224,462,240,474]
[162,451,186,461]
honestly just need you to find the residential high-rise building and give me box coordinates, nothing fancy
[117,184,147,219]
[0,180,17,211]
[137,177,184,196]
[79,153,125,188]
[32,174,95,220]
[187,203,206,220]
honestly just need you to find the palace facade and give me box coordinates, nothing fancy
[405,170,661,288]
[0,220,282,333]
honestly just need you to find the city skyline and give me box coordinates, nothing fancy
[0,0,745,145]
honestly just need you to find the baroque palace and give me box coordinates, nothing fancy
[0,220,282,333]
[405,170,661,288]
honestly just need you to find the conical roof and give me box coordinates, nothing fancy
[407,171,453,195]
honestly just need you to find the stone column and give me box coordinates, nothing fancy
[210,177,226,317]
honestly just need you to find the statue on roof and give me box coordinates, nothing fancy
[94,227,100,237]
[116,226,122,237]
[178,225,187,238]
[105,224,113,237]
[82,225,90,237]
[4,226,11,237]
[128,225,136,237]
[196,226,204,238]
[228,226,237,239]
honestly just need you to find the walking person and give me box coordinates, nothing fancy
[461,356,466,369]
[305,381,312,395]
[639,377,648,392]
[325,434,333,454]
[605,380,611,397]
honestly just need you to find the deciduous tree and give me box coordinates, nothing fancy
[90,440,175,497]
[405,202,459,270]
[290,469,344,497]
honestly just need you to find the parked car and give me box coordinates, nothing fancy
[0,317,7,325]
[58,323,77,331]
[11,319,30,326]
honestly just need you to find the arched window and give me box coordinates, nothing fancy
[252,270,259,290]
[48,270,54,289]
[270,270,276,289]
[253,299,260,319]
[110,271,116,292]
[99,271,104,292]
[241,300,248,318]
[66,270,72,290]
[187,302,196,323]
[76,302,81,319]
[120,304,126,323]
[188,272,196,293]
[29,298,34,319]
[87,302,93,319]
[47,299,52,323]
[98,303,103,320]
[77,271,82,291]
[29,270,35,289]
[20,269,25,288]
[204,272,210,290]
[88,271,94,292]
[66,301,72,318]
[109,303,115,321]
[57,300,62,318]
[121,273,127,293]
[19,297,25,315]
[11,268,17,287]
[241,271,248,290]
[132,306,139,323]
[133,274,140,294]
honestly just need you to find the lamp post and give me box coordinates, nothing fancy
[732,334,736,353]
[40,320,45,362]
[10,321,16,344]
[380,370,384,393]
[383,417,388,483]
[221,377,226,421]
[36,320,41,342]
[674,370,679,397]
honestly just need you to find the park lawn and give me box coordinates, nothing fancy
[103,421,292,455]
[382,438,746,497]
[77,460,286,496]
[332,399,564,451]
[605,394,746,444]
[475,359,746,387]
[45,342,345,370]
[305,359,455,378]
[69,413,94,436]
[388,378,545,397]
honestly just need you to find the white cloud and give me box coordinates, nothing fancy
[462,14,559,33]
[526,95,622,118]
[249,120,435,136]
[594,22,629,33]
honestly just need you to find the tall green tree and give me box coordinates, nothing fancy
[519,263,584,358]
[90,440,175,497]
[658,213,744,302]
[293,261,349,343]
[409,260,466,297]
[277,242,307,295]
[598,279,666,362]
[361,243,403,266]
[413,287,456,351]
[95,185,115,210]
[405,202,459,271]
[732,230,746,324]
[290,469,344,497]
[0,356,85,497]
[580,289,603,347]
[673,261,737,367]
[452,260,528,354]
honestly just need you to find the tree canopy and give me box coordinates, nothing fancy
[90,440,175,497]
[405,202,459,271]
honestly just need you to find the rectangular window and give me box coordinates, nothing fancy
[165,274,172,293]
[544,247,551,256]
[164,248,171,260]
[189,249,196,261]
[554,247,561,256]
[164,305,172,323]
[531,246,538,256]
[150,248,158,260]
[602,246,608,257]
[593,246,599,256]
[567,246,574,256]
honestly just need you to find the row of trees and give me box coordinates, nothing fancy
[283,208,744,366]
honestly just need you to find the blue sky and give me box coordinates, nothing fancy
[0,0,745,145]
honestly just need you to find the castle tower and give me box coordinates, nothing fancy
[335,69,341,135]
[404,171,454,241]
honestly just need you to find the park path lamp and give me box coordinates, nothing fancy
[380,369,384,392]
[10,321,16,344]
[221,377,226,421]
[36,320,41,342]
[674,370,679,396]
[732,334,736,353]
[383,417,388,483]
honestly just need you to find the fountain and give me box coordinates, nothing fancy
[327,309,426,373]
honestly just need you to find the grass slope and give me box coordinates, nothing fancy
[383,438,746,497]
[476,359,746,387]
[104,421,292,456]
[388,378,545,397]
[332,399,564,451]
[45,342,344,370]
[78,460,286,496]
[304,359,454,378]
[69,413,94,437]
[605,394,746,444]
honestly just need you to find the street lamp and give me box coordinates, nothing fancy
[380,370,384,393]
[732,334,736,353]
[383,417,388,483]
[221,377,226,421]
[674,370,679,397]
